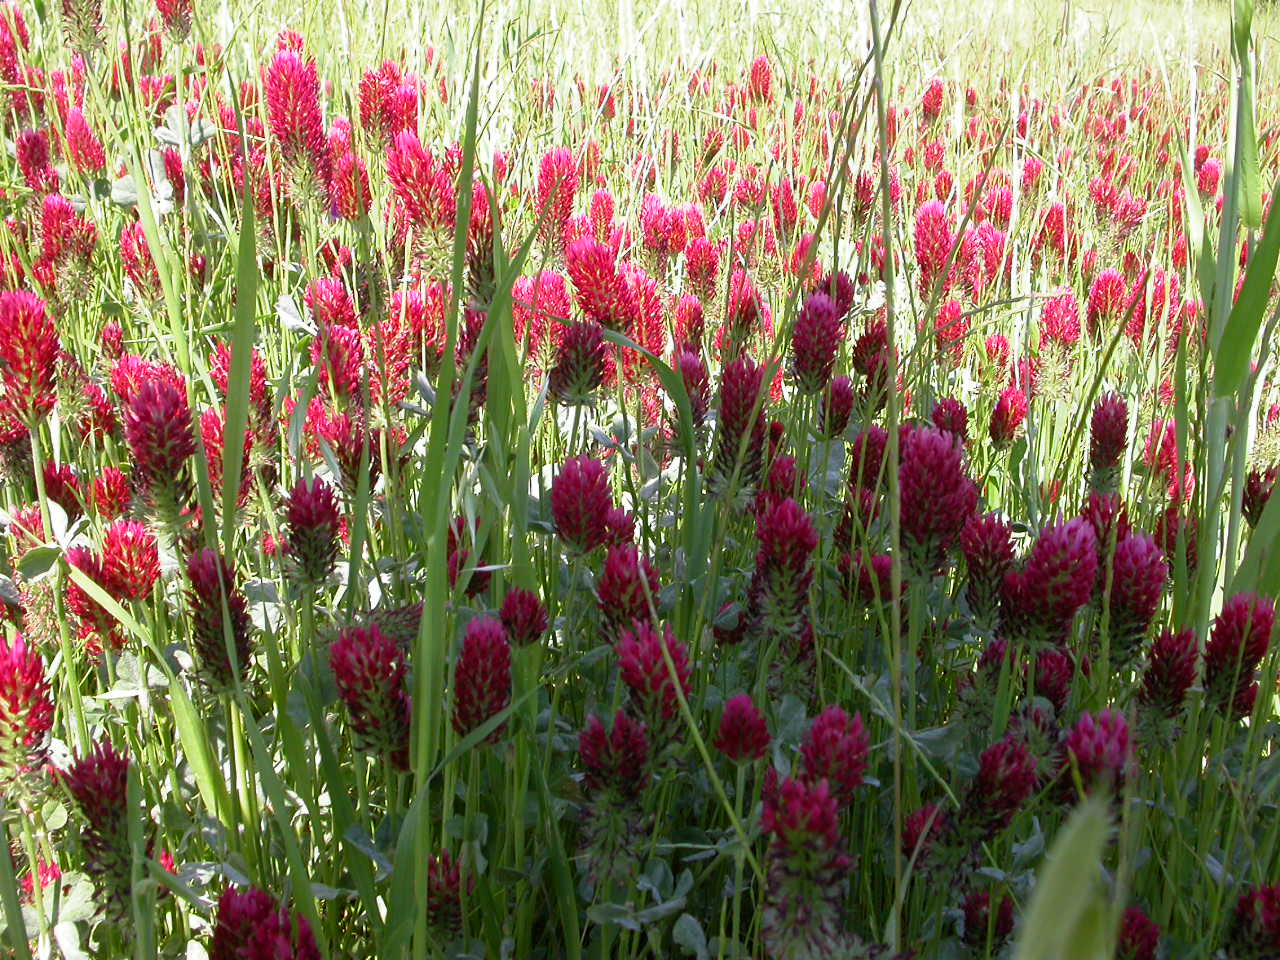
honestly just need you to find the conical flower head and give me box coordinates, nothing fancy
[790,290,841,394]
[932,396,969,443]
[761,776,850,960]
[1003,518,1097,642]
[962,735,1036,840]
[1139,628,1197,718]
[263,48,331,201]
[799,706,868,807]
[988,387,1027,447]
[712,355,767,493]
[330,623,411,766]
[961,512,1014,625]
[124,378,195,511]
[452,616,511,743]
[59,740,130,912]
[753,497,818,633]
[578,709,650,800]
[615,621,691,731]
[285,476,342,583]
[1061,708,1131,799]
[0,291,59,425]
[1106,532,1167,666]
[597,544,660,636]
[715,693,770,764]
[565,237,634,330]
[1117,906,1160,960]
[1204,592,1275,719]
[186,548,252,691]
[0,633,53,783]
[209,886,321,960]
[548,320,606,405]
[1089,392,1128,489]
[427,850,473,940]
[899,426,978,572]
[1227,884,1280,959]
[550,455,612,553]
[499,587,548,647]
[102,519,159,602]
[819,376,855,438]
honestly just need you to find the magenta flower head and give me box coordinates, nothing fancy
[579,710,650,800]
[840,551,893,607]
[0,633,53,783]
[1061,708,1132,799]
[124,378,195,513]
[1117,906,1160,960]
[59,740,131,916]
[790,290,842,394]
[597,544,660,637]
[499,587,548,647]
[550,455,612,553]
[330,623,411,767]
[1139,628,1197,718]
[712,355,767,494]
[819,376,855,438]
[1002,518,1098,643]
[0,291,59,426]
[961,891,1015,949]
[1089,393,1128,491]
[961,512,1014,627]
[1204,592,1275,720]
[1105,532,1167,666]
[899,426,978,573]
[799,706,869,807]
[209,886,320,960]
[932,396,969,443]
[961,735,1036,841]
[285,476,342,584]
[849,425,888,492]
[676,350,710,428]
[1243,465,1278,528]
[549,320,606,405]
[102,519,159,602]
[452,616,511,743]
[1030,648,1073,715]
[903,802,950,865]
[427,849,473,939]
[1227,884,1280,958]
[536,147,579,256]
[761,776,850,959]
[565,237,634,330]
[263,48,331,201]
[715,693,770,764]
[988,386,1027,448]
[616,620,691,733]
[752,497,818,633]
[186,549,252,692]
[154,0,191,36]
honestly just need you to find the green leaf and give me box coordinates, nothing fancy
[673,913,708,960]
[220,183,258,554]
[169,679,232,832]
[1012,797,1110,960]
[16,545,60,581]
[1215,178,1280,397]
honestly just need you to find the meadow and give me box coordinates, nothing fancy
[0,0,1278,956]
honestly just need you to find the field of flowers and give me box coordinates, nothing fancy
[1,0,1279,955]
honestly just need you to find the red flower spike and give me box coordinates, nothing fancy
[0,291,59,425]
[1139,628,1197,718]
[579,710,650,800]
[715,693,770,764]
[799,706,868,806]
[209,886,320,960]
[452,616,512,743]
[330,623,411,767]
[550,456,612,553]
[499,587,548,647]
